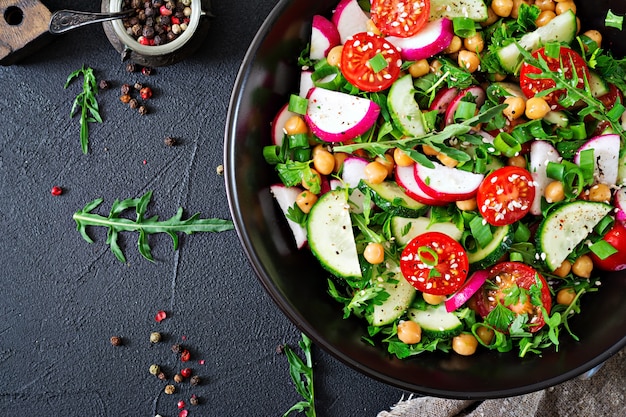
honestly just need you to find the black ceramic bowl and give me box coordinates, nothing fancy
[225,0,626,398]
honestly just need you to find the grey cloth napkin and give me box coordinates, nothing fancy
[378,348,625,417]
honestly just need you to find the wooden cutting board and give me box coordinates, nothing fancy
[0,0,52,65]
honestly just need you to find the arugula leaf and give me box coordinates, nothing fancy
[283,333,316,417]
[65,65,102,154]
[73,191,234,262]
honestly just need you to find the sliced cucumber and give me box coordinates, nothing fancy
[429,0,488,21]
[589,71,610,98]
[492,81,525,98]
[307,189,362,278]
[370,267,416,326]
[466,224,513,270]
[407,304,463,338]
[359,180,428,218]
[496,10,577,74]
[543,111,569,127]
[387,74,427,137]
[537,201,612,271]
[391,216,463,247]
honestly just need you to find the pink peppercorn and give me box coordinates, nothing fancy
[160,5,172,16]
[177,400,186,409]
[51,186,63,196]
[140,87,153,100]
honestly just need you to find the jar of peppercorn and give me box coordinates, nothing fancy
[101,0,212,66]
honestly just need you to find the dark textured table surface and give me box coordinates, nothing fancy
[0,0,409,415]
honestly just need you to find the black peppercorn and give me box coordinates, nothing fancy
[144,7,154,18]
[129,98,139,109]
[121,83,132,95]
[152,0,163,7]
[164,136,177,146]
[98,80,111,90]
[142,26,155,38]
[160,15,170,26]
[138,105,148,115]
[126,62,138,73]
[189,395,200,406]
[190,375,201,386]
[142,66,154,76]
[110,336,122,346]
[171,343,182,354]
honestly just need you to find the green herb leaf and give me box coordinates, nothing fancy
[65,65,102,154]
[282,333,316,417]
[72,191,234,262]
[605,10,624,30]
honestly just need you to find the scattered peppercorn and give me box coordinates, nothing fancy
[140,86,153,100]
[126,62,138,72]
[180,349,191,362]
[173,373,184,383]
[149,364,161,375]
[189,395,199,406]
[171,343,182,354]
[138,105,148,115]
[142,66,154,76]
[120,83,132,95]
[134,82,143,91]
[180,368,192,378]
[110,336,122,346]
[157,372,167,380]
[164,384,176,395]
[51,186,63,196]
[164,136,177,146]
[190,375,201,386]
[150,332,162,343]
[120,94,132,104]
[98,79,111,90]
[275,344,284,354]
[216,165,224,176]
[177,400,186,409]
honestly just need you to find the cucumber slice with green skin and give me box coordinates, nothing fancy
[429,0,488,22]
[370,267,416,326]
[407,304,463,338]
[359,180,428,218]
[391,216,463,246]
[589,71,610,98]
[466,224,513,270]
[387,74,427,137]
[537,201,613,271]
[496,10,577,74]
[307,189,362,278]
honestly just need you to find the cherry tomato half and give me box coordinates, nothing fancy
[590,222,626,271]
[400,231,469,296]
[371,0,430,38]
[476,166,535,226]
[341,32,402,92]
[519,46,590,110]
[470,262,552,333]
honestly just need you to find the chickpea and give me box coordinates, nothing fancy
[437,152,459,168]
[511,0,530,19]
[463,33,485,53]
[572,255,593,278]
[544,181,565,203]
[422,144,439,156]
[507,155,527,168]
[535,0,556,11]
[444,36,463,54]
[376,153,395,177]
[492,73,507,82]
[456,197,478,211]
[408,59,430,78]
[481,6,499,27]
[326,45,343,67]
[295,191,318,214]
[555,1,576,15]
[476,326,495,345]
[503,96,526,120]
[458,50,480,73]
[525,97,551,120]
[364,161,389,184]
[423,293,447,305]
[552,259,572,278]
[588,183,612,203]
[557,287,577,306]
[333,152,349,173]
[363,242,385,264]
[302,168,321,190]
[583,30,603,48]
[430,59,443,75]
[312,148,335,176]
[452,333,479,356]
[535,10,556,27]
[491,0,514,17]
[283,115,308,135]
[365,19,381,36]
[397,320,422,344]
[393,147,414,167]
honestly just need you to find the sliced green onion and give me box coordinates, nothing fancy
[288,94,308,115]
[263,145,282,165]
[544,42,561,59]
[288,133,309,149]
[605,10,624,30]
[578,148,595,184]
[607,103,625,122]
[293,148,311,162]
[513,222,531,243]
[453,17,476,38]
[474,146,489,174]
[594,215,614,236]
[369,53,389,73]
[569,122,587,140]
[562,167,585,199]
[417,246,439,267]
[493,132,522,157]
[509,252,524,262]
[311,65,343,90]
[590,239,618,260]
[546,161,565,180]
[469,215,493,249]
[454,101,477,122]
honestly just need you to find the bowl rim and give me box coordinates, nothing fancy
[224,0,626,399]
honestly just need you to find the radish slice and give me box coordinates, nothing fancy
[444,270,489,313]
[341,156,369,187]
[529,140,561,215]
[299,70,314,98]
[395,164,447,206]
[271,103,296,146]
[615,186,626,223]
[305,87,380,142]
[414,161,484,202]
[573,134,621,186]
[310,15,340,60]
[429,87,458,114]
[386,18,454,61]
[444,86,486,126]
[331,0,369,43]
[269,184,308,249]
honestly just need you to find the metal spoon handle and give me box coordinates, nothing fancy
[49,9,135,34]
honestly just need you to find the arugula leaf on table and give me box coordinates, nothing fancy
[283,333,316,417]
[73,191,234,262]
[65,65,102,154]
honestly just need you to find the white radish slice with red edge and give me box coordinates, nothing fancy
[445,270,489,313]
[305,87,380,143]
[615,186,626,223]
[271,103,296,146]
[386,18,454,61]
[529,140,561,215]
[269,184,308,249]
[414,161,484,202]
[331,0,369,44]
[299,70,314,98]
[310,15,340,60]
[573,134,621,186]
[429,87,458,114]
[341,156,375,213]
[444,86,486,126]
[395,164,446,206]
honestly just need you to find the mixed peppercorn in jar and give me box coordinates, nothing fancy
[121,0,193,46]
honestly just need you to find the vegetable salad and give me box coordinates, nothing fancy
[264,0,626,358]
